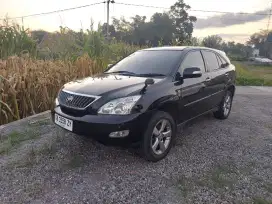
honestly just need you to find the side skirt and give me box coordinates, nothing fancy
[177,107,219,129]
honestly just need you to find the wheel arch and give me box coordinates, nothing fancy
[147,95,179,124]
[227,84,235,96]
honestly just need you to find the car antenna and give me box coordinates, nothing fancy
[140,78,155,94]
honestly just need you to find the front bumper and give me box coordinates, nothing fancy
[51,106,152,145]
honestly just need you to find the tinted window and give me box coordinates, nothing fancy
[217,54,228,68]
[202,51,219,71]
[107,50,182,76]
[216,55,224,68]
[179,51,205,72]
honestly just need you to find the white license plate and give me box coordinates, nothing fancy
[54,114,73,131]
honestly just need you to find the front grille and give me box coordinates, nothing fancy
[60,106,87,117]
[58,90,96,109]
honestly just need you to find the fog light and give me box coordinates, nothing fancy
[109,130,129,138]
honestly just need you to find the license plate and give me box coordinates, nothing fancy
[54,114,73,131]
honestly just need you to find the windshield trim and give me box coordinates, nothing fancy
[105,50,183,77]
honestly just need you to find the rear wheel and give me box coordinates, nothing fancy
[141,111,176,162]
[213,90,233,119]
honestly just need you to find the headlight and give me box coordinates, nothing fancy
[55,98,59,106]
[98,95,141,115]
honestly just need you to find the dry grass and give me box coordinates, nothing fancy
[0,55,105,125]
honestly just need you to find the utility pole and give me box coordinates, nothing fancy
[267,2,272,31]
[266,1,272,58]
[106,0,114,40]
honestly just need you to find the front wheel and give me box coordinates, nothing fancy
[141,111,176,162]
[213,90,233,119]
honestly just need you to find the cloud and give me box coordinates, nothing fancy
[194,8,270,29]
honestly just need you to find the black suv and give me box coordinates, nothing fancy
[52,46,235,161]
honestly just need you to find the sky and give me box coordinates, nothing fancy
[1,0,271,43]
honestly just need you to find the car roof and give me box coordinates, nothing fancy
[142,46,229,61]
[142,46,224,53]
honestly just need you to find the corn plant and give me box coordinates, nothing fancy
[0,19,36,59]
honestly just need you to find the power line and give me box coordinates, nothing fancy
[1,1,270,23]
[0,1,105,20]
[114,2,169,10]
[115,2,270,16]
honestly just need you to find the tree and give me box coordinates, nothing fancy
[112,17,133,42]
[112,13,176,46]
[31,30,49,44]
[101,23,116,38]
[148,13,176,46]
[222,41,252,59]
[110,0,197,46]
[202,35,223,49]
[247,30,272,57]
[170,0,197,44]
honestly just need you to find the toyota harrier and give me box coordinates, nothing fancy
[52,46,236,162]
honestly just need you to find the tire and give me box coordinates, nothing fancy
[140,111,176,162]
[213,90,233,120]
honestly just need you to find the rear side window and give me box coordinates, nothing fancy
[217,54,228,68]
[202,51,220,72]
[179,51,205,73]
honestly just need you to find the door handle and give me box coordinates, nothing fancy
[205,77,211,82]
[225,73,229,76]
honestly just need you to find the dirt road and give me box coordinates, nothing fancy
[0,86,271,204]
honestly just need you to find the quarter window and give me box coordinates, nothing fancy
[202,51,220,71]
[179,51,205,73]
[217,54,228,68]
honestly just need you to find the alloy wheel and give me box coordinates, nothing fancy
[150,119,172,155]
[223,93,232,116]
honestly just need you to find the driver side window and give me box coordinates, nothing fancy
[178,51,205,74]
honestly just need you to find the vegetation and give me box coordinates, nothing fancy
[0,0,272,125]
[0,20,36,59]
[0,22,141,125]
[234,62,272,86]
[247,30,272,58]
[202,35,253,60]
[0,130,38,154]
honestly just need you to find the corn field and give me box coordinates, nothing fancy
[0,21,142,125]
[0,56,107,125]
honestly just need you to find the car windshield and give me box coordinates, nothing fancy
[106,50,182,77]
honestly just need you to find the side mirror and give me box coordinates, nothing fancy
[145,78,155,86]
[107,64,113,68]
[183,67,202,79]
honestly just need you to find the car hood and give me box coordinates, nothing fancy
[62,73,163,97]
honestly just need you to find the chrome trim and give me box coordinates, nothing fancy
[184,90,223,107]
[59,89,101,110]
[192,71,201,74]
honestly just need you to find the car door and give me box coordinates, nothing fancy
[175,50,211,122]
[201,50,226,109]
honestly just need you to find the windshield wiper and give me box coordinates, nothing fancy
[137,73,166,77]
[105,71,137,76]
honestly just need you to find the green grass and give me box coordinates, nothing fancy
[0,130,39,155]
[177,164,238,197]
[210,166,236,189]
[177,176,193,197]
[234,62,272,86]
[253,197,272,204]
[264,183,272,193]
